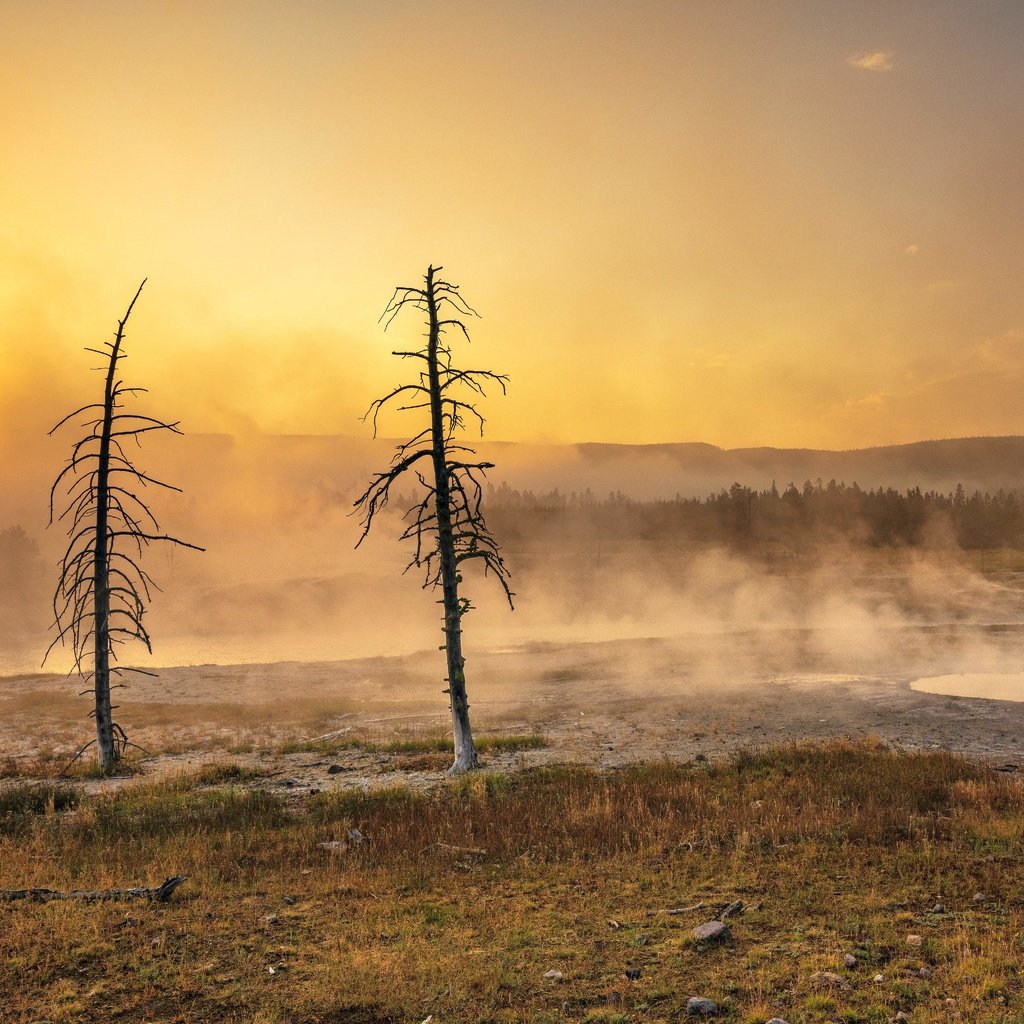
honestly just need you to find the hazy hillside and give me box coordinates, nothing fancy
[162,433,1024,506]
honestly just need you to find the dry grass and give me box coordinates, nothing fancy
[2,741,1023,1022]
[277,732,548,757]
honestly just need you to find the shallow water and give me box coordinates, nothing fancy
[911,672,1024,703]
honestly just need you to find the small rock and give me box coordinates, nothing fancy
[685,997,719,1016]
[906,934,923,947]
[973,892,987,903]
[843,952,858,968]
[765,1019,789,1024]
[894,1013,910,1023]
[919,966,932,979]
[932,902,945,914]
[347,827,369,846]
[561,1001,570,1013]
[691,920,731,942]
[262,913,278,924]
[810,971,851,990]
[282,896,296,906]
[945,997,955,1006]
[544,969,564,981]
[625,967,641,980]
[873,973,885,982]
[327,763,343,774]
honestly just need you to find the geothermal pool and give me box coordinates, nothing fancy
[912,672,1024,702]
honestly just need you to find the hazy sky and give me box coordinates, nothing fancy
[2,0,1023,449]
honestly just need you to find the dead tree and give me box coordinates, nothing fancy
[354,265,513,774]
[47,280,203,774]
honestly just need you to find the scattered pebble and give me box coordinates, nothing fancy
[327,764,343,774]
[765,1019,789,1024]
[625,967,641,980]
[262,914,278,925]
[843,952,858,968]
[561,1001,570,1013]
[282,896,296,906]
[906,934,923,947]
[685,996,719,1016]
[691,920,731,942]
[919,966,932,979]
[973,892,987,903]
[945,997,956,1006]
[932,902,945,914]
[873,973,885,982]
[543,969,564,981]
[894,1013,910,1023]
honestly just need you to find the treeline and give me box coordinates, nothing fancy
[484,479,1024,552]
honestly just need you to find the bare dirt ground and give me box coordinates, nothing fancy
[4,622,1024,797]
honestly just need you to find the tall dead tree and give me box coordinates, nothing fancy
[355,265,513,774]
[47,280,203,773]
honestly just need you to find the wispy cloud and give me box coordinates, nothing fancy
[847,51,894,72]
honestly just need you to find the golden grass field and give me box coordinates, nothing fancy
[2,741,1024,1023]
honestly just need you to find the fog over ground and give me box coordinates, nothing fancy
[3,432,1024,698]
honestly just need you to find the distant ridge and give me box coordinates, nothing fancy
[168,433,1024,503]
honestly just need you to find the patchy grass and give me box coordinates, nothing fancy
[277,732,548,757]
[1,741,1023,1022]
[0,782,79,834]
[187,762,268,786]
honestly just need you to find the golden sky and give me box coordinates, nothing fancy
[2,0,1024,449]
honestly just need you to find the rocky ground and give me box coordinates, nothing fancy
[4,623,1024,795]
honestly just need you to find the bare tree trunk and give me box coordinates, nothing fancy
[92,321,121,772]
[354,264,512,776]
[425,268,478,773]
[48,281,203,773]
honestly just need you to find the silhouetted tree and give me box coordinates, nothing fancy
[355,265,513,774]
[47,281,203,773]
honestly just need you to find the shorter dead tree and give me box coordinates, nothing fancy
[354,265,513,774]
[47,280,203,773]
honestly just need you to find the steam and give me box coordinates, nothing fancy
[3,431,1024,702]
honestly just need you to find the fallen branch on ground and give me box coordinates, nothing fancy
[659,901,705,915]
[0,875,186,903]
[422,842,488,857]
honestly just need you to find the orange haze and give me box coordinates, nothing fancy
[2,1,1024,453]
